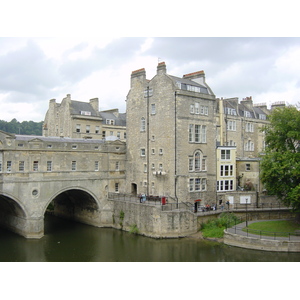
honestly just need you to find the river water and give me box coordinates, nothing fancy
[1,215,300,262]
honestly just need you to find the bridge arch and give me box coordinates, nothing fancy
[0,192,30,236]
[44,187,102,228]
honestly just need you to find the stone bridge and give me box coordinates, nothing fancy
[0,131,126,238]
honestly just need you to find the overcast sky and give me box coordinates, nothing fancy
[1,2,299,122]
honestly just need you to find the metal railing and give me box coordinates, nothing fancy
[227,217,300,241]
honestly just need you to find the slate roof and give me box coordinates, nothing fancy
[70,100,99,117]
[99,112,126,126]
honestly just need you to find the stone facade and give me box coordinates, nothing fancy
[43,94,126,141]
[126,62,217,206]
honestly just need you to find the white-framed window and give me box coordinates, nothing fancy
[151,103,156,115]
[259,114,266,120]
[221,149,231,160]
[201,106,208,115]
[220,165,233,177]
[189,151,206,172]
[47,161,52,172]
[141,148,146,156]
[33,161,38,172]
[245,140,254,151]
[227,120,236,131]
[244,111,251,118]
[106,119,115,125]
[71,161,76,171]
[217,180,234,191]
[19,161,25,172]
[246,122,254,132]
[144,164,147,173]
[86,125,90,133]
[95,126,99,134]
[189,177,207,192]
[225,107,237,115]
[190,104,195,114]
[76,124,81,133]
[195,103,200,114]
[140,117,146,132]
[189,124,206,143]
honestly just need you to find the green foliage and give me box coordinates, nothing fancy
[119,210,125,220]
[0,118,43,135]
[201,213,240,238]
[260,106,300,211]
[129,224,139,235]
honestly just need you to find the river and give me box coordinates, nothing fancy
[1,215,300,262]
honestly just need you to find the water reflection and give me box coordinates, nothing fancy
[0,215,300,262]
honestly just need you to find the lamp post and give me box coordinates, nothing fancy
[245,197,248,227]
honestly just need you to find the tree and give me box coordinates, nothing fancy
[260,106,300,215]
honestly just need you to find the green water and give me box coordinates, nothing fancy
[1,215,300,262]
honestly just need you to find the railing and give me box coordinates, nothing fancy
[227,217,300,241]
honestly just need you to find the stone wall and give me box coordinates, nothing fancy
[224,231,300,252]
[111,200,197,238]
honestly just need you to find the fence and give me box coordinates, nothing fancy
[227,216,300,241]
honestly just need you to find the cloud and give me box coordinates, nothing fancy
[0,39,61,98]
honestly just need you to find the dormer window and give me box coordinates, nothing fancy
[106,119,115,125]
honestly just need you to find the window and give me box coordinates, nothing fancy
[189,124,206,143]
[259,114,266,120]
[217,180,234,191]
[201,105,208,115]
[244,111,251,118]
[225,107,237,115]
[102,131,106,138]
[151,148,155,155]
[195,125,200,142]
[246,123,254,132]
[76,124,81,133]
[151,103,156,115]
[189,151,206,172]
[71,161,76,171]
[47,144,52,148]
[33,161,38,172]
[221,149,231,160]
[141,148,146,156]
[195,103,199,114]
[124,132,126,139]
[246,163,251,171]
[140,117,146,132]
[47,161,52,172]
[195,178,201,191]
[115,183,119,193]
[72,145,77,149]
[245,140,254,151]
[189,178,194,191]
[95,161,99,171]
[106,119,115,125]
[19,161,25,172]
[86,125,90,133]
[159,164,163,170]
[159,148,163,155]
[189,124,194,142]
[117,132,120,139]
[0,162,2,172]
[18,143,24,147]
[220,165,233,177]
[95,126,99,134]
[201,178,207,191]
[115,161,119,171]
[144,164,147,173]
[110,131,113,136]
[227,120,236,131]
[190,104,194,114]
[194,152,200,171]
[151,163,155,170]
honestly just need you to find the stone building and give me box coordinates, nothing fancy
[43,94,126,141]
[125,62,217,206]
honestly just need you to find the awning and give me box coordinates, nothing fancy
[194,199,202,202]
